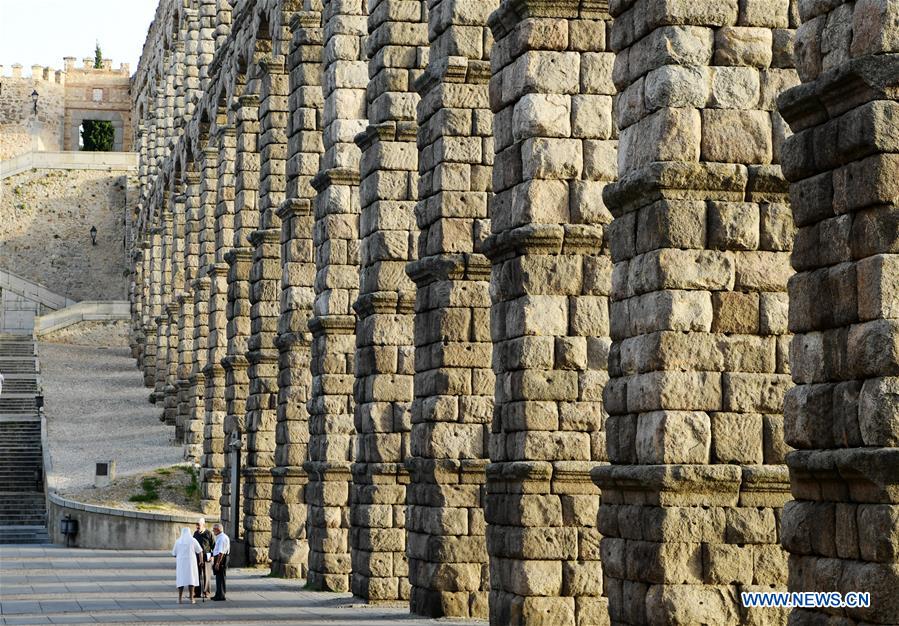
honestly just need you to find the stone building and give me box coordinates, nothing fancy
[128,0,899,624]
[0,59,132,160]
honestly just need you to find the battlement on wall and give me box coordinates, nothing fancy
[0,57,131,85]
[0,64,67,85]
[63,57,131,77]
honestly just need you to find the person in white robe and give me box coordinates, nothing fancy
[171,527,202,603]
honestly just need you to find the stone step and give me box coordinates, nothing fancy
[0,517,48,525]
[0,361,38,374]
[0,525,50,545]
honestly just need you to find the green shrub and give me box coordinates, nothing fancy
[129,477,162,503]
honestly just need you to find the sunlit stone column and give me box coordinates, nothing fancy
[778,2,899,623]
[143,225,163,387]
[305,0,368,593]
[593,2,797,623]
[202,123,237,516]
[350,0,428,603]
[485,2,615,624]
[243,58,290,566]
[404,0,498,618]
[221,93,260,539]
[177,171,203,444]
[270,6,325,580]
[154,204,175,405]
[186,142,220,462]
[164,301,180,428]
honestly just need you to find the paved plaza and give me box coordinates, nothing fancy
[0,546,481,625]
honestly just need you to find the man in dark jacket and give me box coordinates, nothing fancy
[193,518,215,598]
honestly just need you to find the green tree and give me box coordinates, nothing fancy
[80,42,115,152]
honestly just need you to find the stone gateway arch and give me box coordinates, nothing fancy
[128,0,899,624]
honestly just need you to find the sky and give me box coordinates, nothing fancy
[0,0,160,76]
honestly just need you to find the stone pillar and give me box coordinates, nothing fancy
[143,226,163,387]
[305,0,368,593]
[350,0,428,604]
[221,94,260,540]
[130,246,145,363]
[165,301,181,427]
[182,11,201,124]
[222,247,252,536]
[138,237,153,374]
[269,8,325,580]
[215,0,232,45]
[177,171,203,444]
[592,2,797,623]
[197,0,217,91]
[188,149,218,461]
[404,0,497,618]
[176,289,196,442]
[485,3,615,624]
[242,58,289,567]
[185,143,220,463]
[202,124,237,516]
[163,188,187,427]
[778,3,899,623]
[154,205,175,404]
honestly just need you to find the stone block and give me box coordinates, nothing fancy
[701,109,772,164]
[635,411,712,464]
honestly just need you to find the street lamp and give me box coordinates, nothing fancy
[31,89,38,114]
[90,225,98,245]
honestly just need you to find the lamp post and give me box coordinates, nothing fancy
[90,225,98,245]
[31,89,38,115]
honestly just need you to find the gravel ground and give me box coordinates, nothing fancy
[39,341,183,492]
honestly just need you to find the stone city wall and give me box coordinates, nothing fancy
[0,67,66,160]
[0,59,132,160]
[128,0,899,624]
[0,167,133,301]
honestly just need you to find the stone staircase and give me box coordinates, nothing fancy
[0,333,49,544]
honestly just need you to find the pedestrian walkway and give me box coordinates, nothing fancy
[0,545,480,625]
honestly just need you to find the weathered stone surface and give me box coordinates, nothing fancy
[778,1,899,622]
[123,0,896,624]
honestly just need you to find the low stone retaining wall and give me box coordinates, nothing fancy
[35,301,130,336]
[0,151,138,180]
[47,492,214,550]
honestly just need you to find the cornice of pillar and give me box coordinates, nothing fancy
[592,464,743,506]
[311,167,360,192]
[258,55,287,75]
[354,120,418,151]
[354,290,416,316]
[290,10,322,34]
[207,262,230,277]
[224,246,254,266]
[237,93,260,109]
[406,253,492,286]
[220,353,248,372]
[489,0,610,40]
[778,54,899,133]
[604,161,750,216]
[302,460,353,481]
[247,227,280,246]
[483,223,603,261]
[307,314,355,337]
[274,331,312,351]
[275,197,312,220]
[414,56,491,96]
